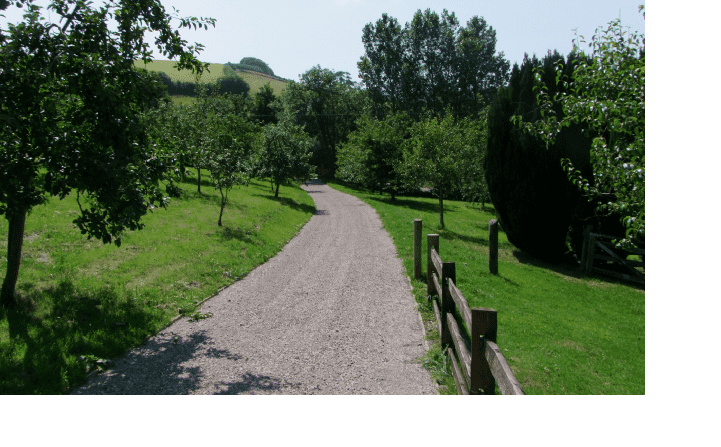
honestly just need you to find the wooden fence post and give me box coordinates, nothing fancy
[440,261,455,349]
[471,307,498,394]
[414,219,422,279]
[489,219,498,275]
[580,225,592,272]
[427,234,439,297]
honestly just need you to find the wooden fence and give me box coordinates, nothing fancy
[424,230,524,395]
[580,226,645,285]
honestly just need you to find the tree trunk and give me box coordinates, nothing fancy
[197,167,201,193]
[274,179,280,198]
[438,185,444,229]
[218,195,225,226]
[1,211,27,308]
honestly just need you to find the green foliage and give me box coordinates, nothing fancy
[253,82,278,126]
[145,86,259,224]
[397,112,480,228]
[336,113,412,198]
[257,123,314,198]
[0,0,214,307]
[275,65,370,177]
[485,51,593,261]
[358,9,510,118]
[514,7,645,249]
[454,113,491,206]
[235,57,275,76]
[199,94,259,226]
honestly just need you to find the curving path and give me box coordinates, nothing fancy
[72,180,436,394]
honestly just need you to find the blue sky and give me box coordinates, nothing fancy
[2,0,645,80]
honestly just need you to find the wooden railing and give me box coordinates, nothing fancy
[426,232,524,395]
[580,226,645,285]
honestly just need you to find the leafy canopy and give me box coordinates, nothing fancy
[257,122,314,198]
[513,6,645,248]
[0,0,214,307]
[358,9,509,118]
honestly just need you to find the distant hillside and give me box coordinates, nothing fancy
[134,60,288,97]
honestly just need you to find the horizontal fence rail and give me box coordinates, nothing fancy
[422,226,524,395]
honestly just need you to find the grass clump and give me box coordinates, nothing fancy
[0,173,314,394]
[327,180,644,395]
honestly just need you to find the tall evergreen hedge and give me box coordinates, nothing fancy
[484,51,593,261]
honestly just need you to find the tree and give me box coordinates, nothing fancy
[515,6,645,249]
[485,51,593,262]
[358,9,510,118]
[276,65,369,177]
[397,113,468,228]
[336,112,411,199]
[238,57,274,76]
[0,0,215,308]
[357,13,405,116]
[253,82,278,126]
[257,123,314,198]
[203,101,259,226]
[455,112,491,208]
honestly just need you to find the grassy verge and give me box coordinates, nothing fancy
[326,180,645,395]
[0,173,314,394]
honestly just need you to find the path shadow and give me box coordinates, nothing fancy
[73,327,300,395]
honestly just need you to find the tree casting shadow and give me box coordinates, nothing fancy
[249,193,316,215]
[1,280,160,394]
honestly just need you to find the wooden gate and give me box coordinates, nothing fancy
[580,226,645,285]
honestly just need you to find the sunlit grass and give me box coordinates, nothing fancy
[0,173,314,394]
[327,180,645,395]
[134,60,288,97]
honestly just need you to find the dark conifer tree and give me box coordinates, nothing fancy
[484,51,593,262]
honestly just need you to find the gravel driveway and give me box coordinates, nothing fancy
[71,180,437,394]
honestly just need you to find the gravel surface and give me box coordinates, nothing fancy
[71,180,437,395]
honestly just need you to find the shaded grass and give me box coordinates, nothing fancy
[0,173,314,394]
[327,180,645,395]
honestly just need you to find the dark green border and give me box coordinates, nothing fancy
[0,1,708,445]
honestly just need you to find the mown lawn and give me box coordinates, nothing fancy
[327,180,645,395]
[0,174,314,394]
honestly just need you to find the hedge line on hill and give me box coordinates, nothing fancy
[156,72,250,97]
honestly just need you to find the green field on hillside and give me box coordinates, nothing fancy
[134,60,288,97]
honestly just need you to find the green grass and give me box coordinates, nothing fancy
[326,180,645,395]
[0,173,314,394]
[134,60,288,97]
